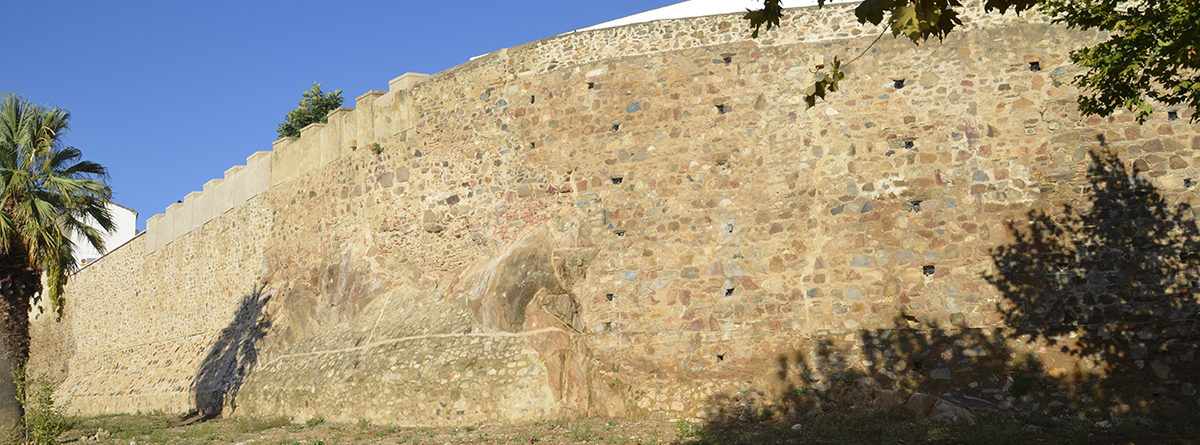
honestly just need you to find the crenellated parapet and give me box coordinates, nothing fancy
[143,73,431,253]
[137,0,1052,255]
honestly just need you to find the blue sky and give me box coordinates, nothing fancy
[2,1,680,229]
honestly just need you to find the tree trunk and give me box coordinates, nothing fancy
[0,249,38,432]
[0,355,18,433]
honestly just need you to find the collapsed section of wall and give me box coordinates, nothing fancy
[30,0,1200,425]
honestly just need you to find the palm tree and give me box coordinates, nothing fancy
[0,93,114,429]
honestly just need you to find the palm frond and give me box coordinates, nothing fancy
[48,146,82,171]
[0,94,112,317]
[82,200,115,233]
[45,176,111,203]
[0,210,14,253]
[58,158,108,178]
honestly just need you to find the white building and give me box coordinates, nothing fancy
[573,0,857,32]
[72,202,137,268]
[476,0,860,61]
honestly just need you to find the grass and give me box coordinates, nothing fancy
[66,412,289,444]
[60,414,673,444]
[674,419,700,442]
[55,409,1200,444]
[567,423,597,442]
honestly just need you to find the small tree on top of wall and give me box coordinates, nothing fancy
[276,83,344,139]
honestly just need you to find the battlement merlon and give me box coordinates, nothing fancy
[145,213,165,253]
[182,191,204,231]
[326,107,355,128]
[355,90,386,106]
[389,73,431,92]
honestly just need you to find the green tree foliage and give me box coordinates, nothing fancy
[0,94,114,316]
[746,0,1200,122]
[276,83,344,139]
[0,93,114,429]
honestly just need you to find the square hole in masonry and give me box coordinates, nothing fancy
[1028,61,1041,72]
[923,265,936,276]
[894,79,905,89]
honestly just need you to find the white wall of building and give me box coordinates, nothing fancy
[470,0,859,60]
[72,202,137,268]
[572,0,857,33]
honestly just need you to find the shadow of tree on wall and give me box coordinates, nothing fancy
[688,150,1200,443]
[190,284,272,420]
[986,149,1200,416]
[693,317,1035,444]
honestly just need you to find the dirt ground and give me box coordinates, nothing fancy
[61,414,683,444]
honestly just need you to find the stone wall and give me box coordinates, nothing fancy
[30,0,1200,425]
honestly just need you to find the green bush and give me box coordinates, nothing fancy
[276,83,343,139]
[10,366,67,445]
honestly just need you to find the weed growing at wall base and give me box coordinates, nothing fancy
[674,419,700,442]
